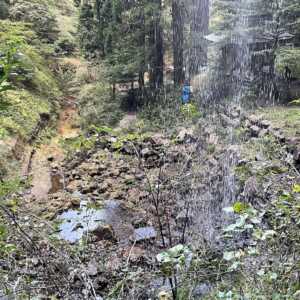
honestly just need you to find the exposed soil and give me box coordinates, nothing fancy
[27,96,79,201]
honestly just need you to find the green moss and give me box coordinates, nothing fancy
[0,20,60,140]
[0,90,50,138]
[235,164,252,183]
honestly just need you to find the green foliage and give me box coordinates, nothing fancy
[9,0,59,42]
[78,81,122,129]
[0,178,23,199]
[276,47,300,78]
[0,39,23,96]
[180,103,201,120]
[216,184,300,299]
[232,201,249,214]
[157,244,192,277]
[0,21,59,140]
[0,90,51,139]
[59,134,97,156]
[290,98,300,105]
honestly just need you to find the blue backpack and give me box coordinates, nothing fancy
[182,85,191,104]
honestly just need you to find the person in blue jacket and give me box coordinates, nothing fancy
[181,80,192,104]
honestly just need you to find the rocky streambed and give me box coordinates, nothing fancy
[2,106,300,299]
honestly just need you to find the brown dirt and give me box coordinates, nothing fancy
[28,99,80,201]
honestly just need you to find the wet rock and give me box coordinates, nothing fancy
[122,246,146,263]
[249,125,261,137]
[82,183,97,194]
[110,169,120,177]
[192,283,211,298]
[258,129,268,138]
[243,176,259,201]
[220,114,240,128]
[158,291,172,300]
[176,128,196,143]
[149,134,170,146]
[248,114,262,125]
[110,190,125,200]
[271,129,285,142]
[86,260,98,276]
[98,182,109,193]
[127,188,141,203]
[293,147,300,163]
[141,147,152,157]
[121,144,135,155]
[71,197,81,207]
[91,224,115,241]
[132,226,157,242]
[81,162,106,176]
[260,120,271,129]
[66,180,82,192]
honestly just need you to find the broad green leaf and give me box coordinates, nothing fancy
[223,251,235,261]
[293,184,300,193]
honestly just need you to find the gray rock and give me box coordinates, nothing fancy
[249,125,261,137]
[177,128,196,143]
[193,283,211,298]
[260,120,271,129]
[248,114,262,125]
[87,260,98,276]
[132,226,157,242]
[258,129,268,138]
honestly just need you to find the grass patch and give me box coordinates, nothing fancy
[258,106,300,137]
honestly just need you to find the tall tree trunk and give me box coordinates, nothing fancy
[149,0,164,90]
[172,0,185,86]
[189,0,209,76]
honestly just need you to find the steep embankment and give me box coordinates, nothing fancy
[0,20,61,179]
[0,0,81,190]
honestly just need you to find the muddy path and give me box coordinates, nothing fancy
[25,95,80,201]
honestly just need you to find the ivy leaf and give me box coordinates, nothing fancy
[293,184,300,193]
[257,269,265,276]
[223,251,235,261]
[228,261,241,271]
[261,230,276,240]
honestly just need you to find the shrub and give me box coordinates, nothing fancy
[78,82,123,129]
[275,47,300,79]
[9,0,59,42]
[54,37,76,56]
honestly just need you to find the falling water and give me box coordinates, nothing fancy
[187,0,256,246]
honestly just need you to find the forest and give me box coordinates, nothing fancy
[0,0,300,299]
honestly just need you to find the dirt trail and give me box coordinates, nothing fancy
[28,97,80,201]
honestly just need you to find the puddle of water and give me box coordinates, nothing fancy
[57,199,132,243]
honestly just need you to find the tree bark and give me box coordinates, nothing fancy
[172,0,185,86]
[149,0,164,90]
[189,0,209,76]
